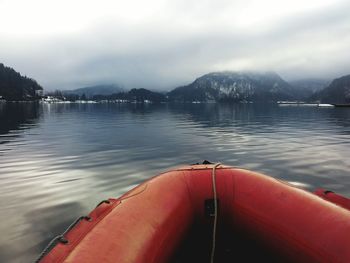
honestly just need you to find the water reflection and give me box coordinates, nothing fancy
[0,103,349,262]
[0,102,41,146]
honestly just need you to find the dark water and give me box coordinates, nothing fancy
[0,102,349,263]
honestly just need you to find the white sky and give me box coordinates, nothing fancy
[0,0,349,90]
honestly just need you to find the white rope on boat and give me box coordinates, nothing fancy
[210,163,221,263]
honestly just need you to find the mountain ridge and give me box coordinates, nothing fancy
[312,74,350,103]
[167,71,297,102]
[62,84,123,98]
[0,63,43,100]
[2,63,349,104]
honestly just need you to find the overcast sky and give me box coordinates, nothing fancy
[1,0,349,91]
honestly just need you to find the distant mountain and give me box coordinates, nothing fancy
[288,78,330,100]
[313,74,350,104]
[98,88,166,103]
[0,63,43,100]
[167,71,296,102]
[63,84,123,98]
[128,88,166,102]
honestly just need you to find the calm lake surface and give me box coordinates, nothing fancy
[0,102,350,262]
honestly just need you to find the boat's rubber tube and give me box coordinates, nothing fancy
[314,188,350,211]
[39,165,350,263]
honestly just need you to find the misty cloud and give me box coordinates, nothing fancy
[0,0,349,91]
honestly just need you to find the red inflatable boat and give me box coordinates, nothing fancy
[37,163,350,263]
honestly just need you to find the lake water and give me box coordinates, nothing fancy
[0,102,350,263]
